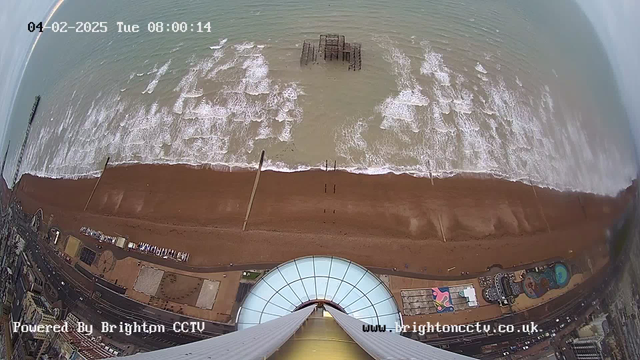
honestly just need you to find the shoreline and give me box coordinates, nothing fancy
[17,159,636,197]
[12,162,635,272]
[16,163,635,235]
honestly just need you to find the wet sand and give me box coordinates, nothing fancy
[14,164,635,273]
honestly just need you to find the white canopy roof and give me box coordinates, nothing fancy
[237,256,403,331]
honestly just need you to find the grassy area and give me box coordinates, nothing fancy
[242,271,262,281]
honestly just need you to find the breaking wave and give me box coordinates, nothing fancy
[17,37,637,197]
[334,38,636,195]
[21,42,304,179]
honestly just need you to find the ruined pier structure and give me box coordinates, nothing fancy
[300,34,362,71]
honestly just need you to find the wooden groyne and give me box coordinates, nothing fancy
[12,95,40,188]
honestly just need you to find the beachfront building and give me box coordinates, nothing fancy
[22,291,55,340]
[236,256,403,331]
[116,256,472,359]
[18,291,56,358]
[48,326,117,359]
[569,336,605,360]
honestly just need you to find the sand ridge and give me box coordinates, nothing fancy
[15,164,634,274]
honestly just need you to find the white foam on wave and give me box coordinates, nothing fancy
[515,76,523,87]
[375,36,429,133]
[420,45,450,86]
[335,118,369,163]
[209,38,228,50]
[207,57,238,80]
[170,42,183,53]
[147,63,158,75]
[333,37,636,196]
[20,41,307,182]
[142,60,171,94]
[240,55,271,95]
[234,42,255,51]
[17,36,637,197]
[173,50,224,114]
[419,41,457,134]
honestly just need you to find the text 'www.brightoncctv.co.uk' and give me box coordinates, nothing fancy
[361,322,540,335]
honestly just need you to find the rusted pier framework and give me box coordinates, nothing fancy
[300,34,361,70]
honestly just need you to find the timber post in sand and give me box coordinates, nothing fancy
[243,150,265,231]
[84,157,110,211]
[529,178,551,233]
[428,160,434,186]
[438,214,447,242]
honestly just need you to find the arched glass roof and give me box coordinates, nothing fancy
[237,256,403,332]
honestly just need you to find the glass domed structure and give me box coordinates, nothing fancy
[237,256,403,331]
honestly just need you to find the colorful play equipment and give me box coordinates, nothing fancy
[522,263,571,299]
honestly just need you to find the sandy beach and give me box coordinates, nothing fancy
[14,164,635,273]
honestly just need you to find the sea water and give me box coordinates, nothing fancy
[2,0,637,195]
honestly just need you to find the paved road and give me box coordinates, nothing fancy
[17,202,635,358]
[16,222,605,358]
[15,222,234,352]
[431,252,620,358]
